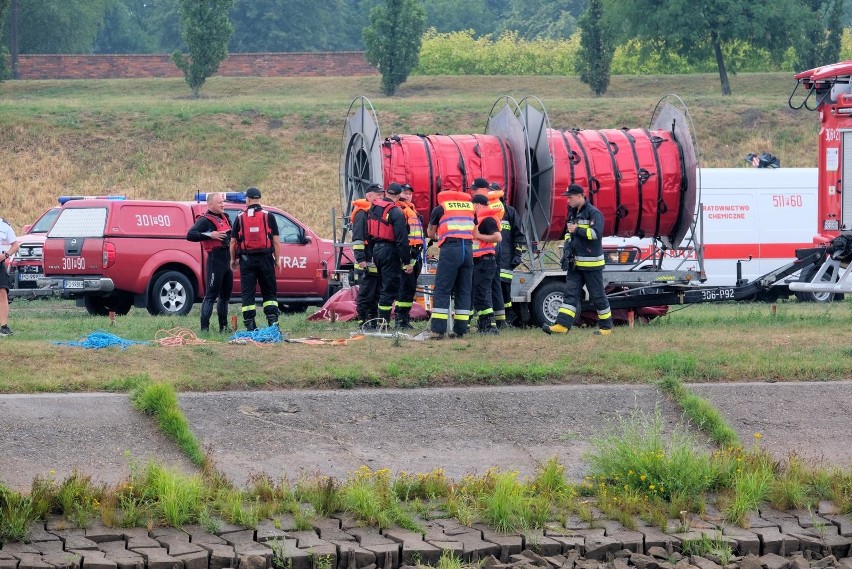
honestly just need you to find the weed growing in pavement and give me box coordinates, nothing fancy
[339,467,420,530]
[770,455,812,510]
[480,470,549,532]
[130,380,205,466]
[269,539,294,569]
[658,377,740,447]
[392,469,451,501]
[55,470,103,528]
[0,485,37,542]
[294,474,341,517]
[679,532,733,565]
[139,462,204,527]
[586,407,715,510]
[436,550,464,569]
[215,487,261,528]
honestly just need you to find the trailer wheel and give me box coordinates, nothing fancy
[148,271,194,316]
[85,293,133,316]
[795,265,844,303]
[531,280,565,326]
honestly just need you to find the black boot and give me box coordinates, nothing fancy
[378,309,392,329]
[478,315,499,335]
[199,298,215,332]
[217,300,229,333]
[244,318,257,331]
[395,311,415,330]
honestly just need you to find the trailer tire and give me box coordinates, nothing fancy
[148,271,194,316]
[85,293,133,316]
[795,265,844,303]
[531,280,565,326]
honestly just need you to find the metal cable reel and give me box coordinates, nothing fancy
[339,96,383,222]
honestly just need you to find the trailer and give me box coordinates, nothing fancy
[335,79,846,325]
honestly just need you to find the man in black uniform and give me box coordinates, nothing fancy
[471,193,502,334]
[367,182,412,327]
[352,183,384,328]
[490,182,526,328]
[186,192,234,333]
[229,187,284,331]
[542,183,613,336]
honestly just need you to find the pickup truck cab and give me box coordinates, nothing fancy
[40,196,340,316]
[10,207,61,289]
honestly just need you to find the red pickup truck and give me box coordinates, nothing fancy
[39,196,345,316]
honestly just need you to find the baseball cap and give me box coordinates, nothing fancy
[488,182,502,191]
[386,182,404,195]
[564,184,584,196]
[365,183,383,194]
[468,177,489,190]
[245,187,262,199]
[401,183,413,192]
[471,194,489,205]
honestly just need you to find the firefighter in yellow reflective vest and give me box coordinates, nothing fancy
[351,183,385,328]
[394,183,424,329]
[425,189,475,339]
[542,184,613,336]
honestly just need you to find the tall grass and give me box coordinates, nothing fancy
[130,379,205,466]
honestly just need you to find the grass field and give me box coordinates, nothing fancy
[2,298,850,393]
[0,72,819,235]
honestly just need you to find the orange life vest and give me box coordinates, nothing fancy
[349,199,371,224]
[487,190,505,219]
[436,191,475,246]
[473,207,502,257]
[399,200,424,246]
[202,212,232,253]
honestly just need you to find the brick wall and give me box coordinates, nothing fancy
[11,52,378,80]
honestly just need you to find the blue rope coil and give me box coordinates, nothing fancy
[228,324,283,344]
[54,330,150,350]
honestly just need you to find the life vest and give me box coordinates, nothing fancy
[487,190,505,219]
[202,212,232,253]
[436,191,475,245]
[349,199,371,225]
[399,200,424,247]
[237,206,273,253]
[367,198,398,242]
[473,208,502,258]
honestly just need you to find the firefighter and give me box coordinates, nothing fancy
[394,183,424,330]
[424,188,475,339]
[229,187,284,331]
[186,192,233,333]
[0,216,21,337]
[490,182,525,328]
[542,183,613,336]
[351,183,384,329]
[471,193,502,334]
[367,182,412,327]
[468,177,505,325]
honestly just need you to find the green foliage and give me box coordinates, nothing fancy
[499,0,578,40]
[0,0,8,81]
[680,532,734,565]
[228,0,356,52]
[172,0,234,98]
[416,29,578,75]
[10,0,111,54]
[795,0,845,70]
[294,475,342,517]
[363,0,427,95]
[575,0,612,96]
[93,0,161,54]
[586,407,716,507]
[140,462,205,526]
[0,484,37,542]
[56,470,101,528]
[658,377,740,447]
[130,380,206,466]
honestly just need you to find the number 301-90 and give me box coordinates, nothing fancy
[135,214,171,227]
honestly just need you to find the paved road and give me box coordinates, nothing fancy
[2,382,852,491]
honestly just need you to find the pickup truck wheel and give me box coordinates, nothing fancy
[795,265,844,303]
[531,280,565,326]
[149,271,194,316]
[84,293,133,316]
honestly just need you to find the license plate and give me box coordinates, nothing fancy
[18,273,41,281]
[64,280,86,289]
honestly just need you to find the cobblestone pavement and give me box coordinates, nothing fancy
[2,382,852,491]
[2,502,852,569]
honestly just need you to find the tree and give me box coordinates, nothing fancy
[499,0,581,40]
[4,0,111,54]
[228,0,355,52]
[795,0,844,70]
[575,0,613,96]
[363,0,426,96]
[605,0,810,95]
[421,0,498,35]
[0,0,8,80]
[93,0,159,53]
[172,0,234,98]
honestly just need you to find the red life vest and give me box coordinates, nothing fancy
[237,207,273,253]
[473,208,502,257]
[399,200,424,246]
[367,198,398,242]
[436,191,475,245]
[202,212,232,253]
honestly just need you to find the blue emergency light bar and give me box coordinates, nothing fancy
[58,195,127,205]
[194,192,247,204]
